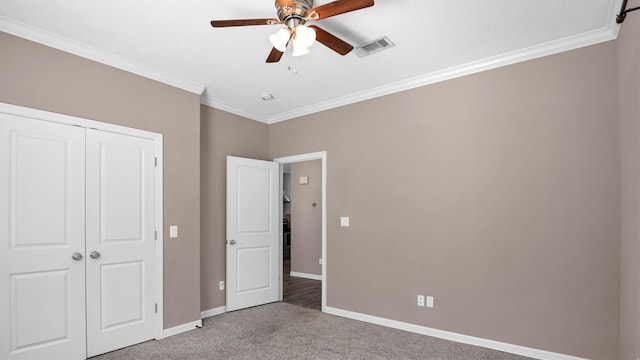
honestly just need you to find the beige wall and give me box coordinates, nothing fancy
[0,32,202,329]
[2,26,630,359]
[291,160,322,276]
[269,41,620,359]
[618,15,640,360]
[200,105,269,312]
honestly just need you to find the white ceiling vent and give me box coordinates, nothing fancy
[354,36,396,57]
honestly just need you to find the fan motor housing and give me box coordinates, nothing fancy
[276,0,313,25]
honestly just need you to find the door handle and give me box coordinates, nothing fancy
[72,252,83,261]
[229,239,236,245]
[89,251,101,259]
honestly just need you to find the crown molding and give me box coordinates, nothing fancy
[1,13,620,123]
[0,16,206,95]
[200,93,270,124]
[264,25,618,124]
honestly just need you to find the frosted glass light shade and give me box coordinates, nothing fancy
[295,25,316,48]
[292,38,310,57]
[269,29,291,52]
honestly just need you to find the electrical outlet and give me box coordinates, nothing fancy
[417,295,425,307]
[426,296,434,308]
[219,281,225,291]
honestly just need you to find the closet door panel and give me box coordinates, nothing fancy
[85,129,156,357]
[0,114,86,360]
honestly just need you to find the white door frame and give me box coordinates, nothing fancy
[274,151,327,312]
[0,102,165,340]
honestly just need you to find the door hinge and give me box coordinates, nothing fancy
[154,230,157,240]
[154,157,158,167]
[155,303,158,314]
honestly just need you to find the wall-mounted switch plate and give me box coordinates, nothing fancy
[169,225,178,238]
[319,258,323,265]
[426,296,434,308]
[417,295,425,307]
[219,281,225,291]
[299,176,309,185]
[340,217,350,227]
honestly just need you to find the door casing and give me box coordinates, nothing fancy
[274,151,327,312]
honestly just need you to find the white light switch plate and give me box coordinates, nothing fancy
[299,176,309,185]
[169,225,178,238]
[340,217,349,227]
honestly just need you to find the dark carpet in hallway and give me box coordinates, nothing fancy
[283,259,321,310]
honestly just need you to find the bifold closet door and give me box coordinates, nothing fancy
[85,129,156,357]
[1,114,157,360]
[0,114,87,360]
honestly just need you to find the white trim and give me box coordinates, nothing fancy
[2,12,618,124]
[0,101,165,340]
[200,306,227,319]
[274,151,327,313]
[205,26,617,124]
[265,27,616,124]
[290,272,322,281]
[162,320,203,338]
[324,307,588,360]
[200,94,268,124]
[154,136,164,340]
[0,102,159,139]
[0,16,206,96]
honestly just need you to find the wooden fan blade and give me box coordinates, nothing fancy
[308,0,374,20]
[266,47,285,63]
[210,18,280,27]
[308,25,353,55]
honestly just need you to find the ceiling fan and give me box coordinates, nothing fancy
[211,0,375,63]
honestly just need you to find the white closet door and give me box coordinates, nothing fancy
[85,129,156,357]
[0,114,87,360]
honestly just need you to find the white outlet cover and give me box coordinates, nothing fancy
[299,176,309,184]
[426,296,434,308]
[219,281,225,291]
[340,217,350,227]
[417,295,425,307]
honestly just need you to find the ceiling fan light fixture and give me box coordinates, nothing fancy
[294,24,316,48]
[269,28,291,52]
[292,38,311,57]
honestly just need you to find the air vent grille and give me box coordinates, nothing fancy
[354,36,395,57]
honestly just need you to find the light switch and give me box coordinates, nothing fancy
[299,176,309,185]
[340,217,350,227]
[169,225,178,238]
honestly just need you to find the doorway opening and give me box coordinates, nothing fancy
[274,152,327,312]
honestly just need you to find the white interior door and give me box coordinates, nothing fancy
[0,115,87,360]
[85,129,156,357]
[226,156,279,312]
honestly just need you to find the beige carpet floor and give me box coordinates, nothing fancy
[90,302,535,360]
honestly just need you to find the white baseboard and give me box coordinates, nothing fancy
[162,319,202,338]
[324,307,587,360]
[290,271,322,281]
[201,306,226,319]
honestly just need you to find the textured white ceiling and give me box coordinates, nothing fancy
[0,0,623,123]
